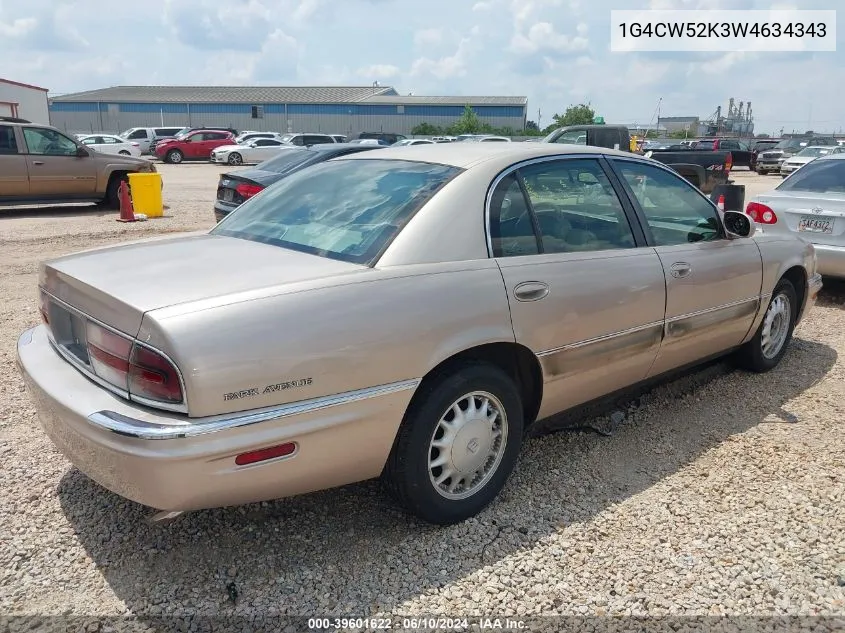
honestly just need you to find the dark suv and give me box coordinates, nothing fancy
[358,132,407,145]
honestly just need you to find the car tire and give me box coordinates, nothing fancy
[382,362,524,525]
[118,150,130,156]
[165,149,183,164]
[735,278,798,373]
[227,153,243,165]
[100,173,128,209]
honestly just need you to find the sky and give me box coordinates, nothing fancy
[0,0,841,135]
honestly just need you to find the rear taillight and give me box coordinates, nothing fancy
[724,152,733,173]
[746,201,778,224]
[39,290,50,324]
[235,183,264,199]
[85,322,184,407]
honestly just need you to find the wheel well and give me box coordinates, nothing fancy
[413,343,544,429]
[782,265,807,317]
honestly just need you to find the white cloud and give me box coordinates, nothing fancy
[357,64,401,80]
[510,22,588,54]
[411,38,475,80]
[472,2,490,10]
[414,28,443,49]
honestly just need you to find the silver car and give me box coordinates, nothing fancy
[749,153,845,277]
[779,145,844,177]
[17,144,821,525]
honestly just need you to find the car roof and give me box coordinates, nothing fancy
[335,142,630,169]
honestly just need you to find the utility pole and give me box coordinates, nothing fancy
[538,107,542,130]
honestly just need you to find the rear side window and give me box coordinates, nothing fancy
[212,159,461,265]
[777,160,845,193]
[127,129,148,140]
[0,125,19,154]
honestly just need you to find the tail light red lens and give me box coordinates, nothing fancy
[129,345,183,404]
[724,152,733,173]
[235,183,264,199]
[746,201,778,224]
[84,322,184,407]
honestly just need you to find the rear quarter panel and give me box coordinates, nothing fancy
[138,260,515,418]
[742,234,814,342]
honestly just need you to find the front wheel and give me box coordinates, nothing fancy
[227,152,243,165]
[382,363,523,525]
[735,279,798,372]
[165,149,183,164]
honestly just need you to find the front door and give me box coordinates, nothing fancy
[21,127,97,197]
[610,158,763,377]
[490,156,667,419]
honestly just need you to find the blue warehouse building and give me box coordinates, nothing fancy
[48,85,528,137]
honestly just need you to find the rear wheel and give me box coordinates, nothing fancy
[383,363,523,525]
[118,150,130,156]
[165,149,183,164]
[736,278,798,372]
[227,152,243,165]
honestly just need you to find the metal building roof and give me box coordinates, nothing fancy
[50,85,400,104]
[49,85,527,107]
[366,95,528,106]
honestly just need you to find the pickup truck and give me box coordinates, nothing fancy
[543,125,632,151]
[0,117,157,209]
[690,138,752,169]
[644,148,733,195]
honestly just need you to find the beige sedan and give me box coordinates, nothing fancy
[17,144,821,525]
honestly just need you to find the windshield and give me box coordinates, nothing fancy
[796,147,833,158]
[212,159,461,265]
[774,139,805,150]
[118,129,135,138]
[776,159,845,193]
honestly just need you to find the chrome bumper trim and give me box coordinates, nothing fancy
[88,378,421,440]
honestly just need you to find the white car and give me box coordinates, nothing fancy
[234,132,282,145]
[77,134,142,157]
[392,139,435,146]
[210,138,293,165]
[779,145,844,177]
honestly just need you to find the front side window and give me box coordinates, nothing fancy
[213,159,461,265]
[615,160,721,246]
[22,128,79,156]
[776,160,845,193]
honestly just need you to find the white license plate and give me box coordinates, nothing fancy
[798,215,834,234]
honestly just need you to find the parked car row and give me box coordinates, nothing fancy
[756,136,840,175]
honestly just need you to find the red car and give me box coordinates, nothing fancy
[154,130,235,164]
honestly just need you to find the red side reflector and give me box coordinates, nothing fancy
[235,443,297,466]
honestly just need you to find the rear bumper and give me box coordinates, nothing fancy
[213,199,238,222]
[17,324,414,512]
[813,243,845,279]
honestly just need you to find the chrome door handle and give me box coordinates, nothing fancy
[670,262,692,278]
[513,281,549,302]
[32,161,44,166]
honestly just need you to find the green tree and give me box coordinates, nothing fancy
[411,122,442,136]
[525,120,539,131]
[550,103,596,129]
[449,104,483,135]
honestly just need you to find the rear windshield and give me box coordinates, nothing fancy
[776,159,845,193]
[254,148,317,172]
[693,140,715,149]
[212,159,461,265]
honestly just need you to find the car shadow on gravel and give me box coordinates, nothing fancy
[0,204,113,219]
[56,337,836,616]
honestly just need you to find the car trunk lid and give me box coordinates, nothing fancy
[762,191,845,246]
[40,234,368,336]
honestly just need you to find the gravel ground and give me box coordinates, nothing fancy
[0,166,843,626]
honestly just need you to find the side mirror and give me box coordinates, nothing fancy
[723,210,756,239]
[76,146,89,157]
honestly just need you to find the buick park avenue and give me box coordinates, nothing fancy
[17,144,821,525]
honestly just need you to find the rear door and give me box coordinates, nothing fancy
[0,125,29,198]
[491,155,666,418]
[609,158,762,376]
[21,127,97,196]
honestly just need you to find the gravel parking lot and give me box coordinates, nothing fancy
[1,165,843,624]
